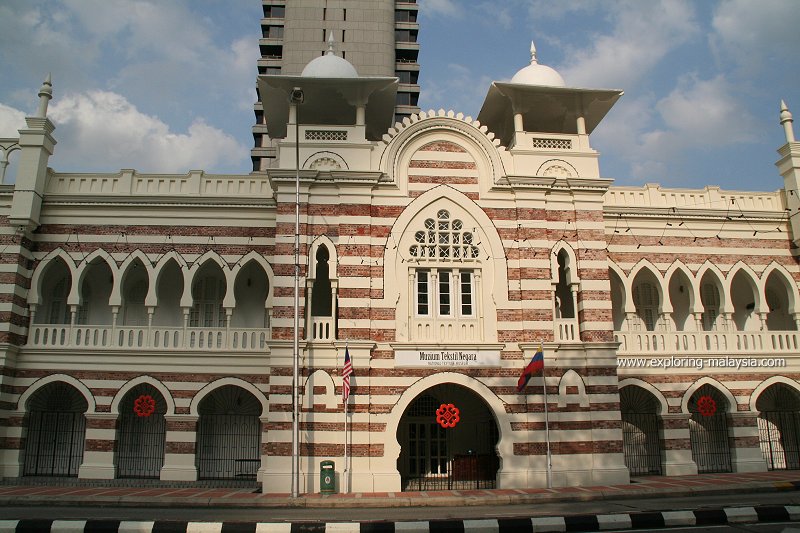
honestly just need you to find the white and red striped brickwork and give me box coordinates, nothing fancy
[1,57,799,493]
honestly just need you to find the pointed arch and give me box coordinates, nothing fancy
[151,251,188,308]
[383,185,507,342]
[113,250,154,308]
[618,378,669,415]
[665,260,696,330]
[17,374,97,415]
[231,251,275,309]
[29,249,78,306]
[110,375,176,416]
[761,262,799,314]
[681,377,738,414]
[629,260,666,329]
[189,377,268,418]
[183,250,230,309]
[308,235,338,280]
[384,372,512,473]
[749,376,800,412]
[728,261,762,330]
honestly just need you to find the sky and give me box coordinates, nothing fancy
[0,0,798,191]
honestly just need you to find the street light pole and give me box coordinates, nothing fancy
[290,87,304,499]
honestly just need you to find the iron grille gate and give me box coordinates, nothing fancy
[196,414,260,480]
[621,412,663,476]
[116,411,166,478]
[758,411,800,470]
[689,413,732,473]
[23,411,86,477]
[401,421,498,491]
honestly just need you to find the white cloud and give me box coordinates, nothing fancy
[419,0,463,18]
[0,104,27,137]
[550,0,699,89]
[711,0,800,74]
[593,75,755,183]
[48,91,247,173]
[655,75,755,145]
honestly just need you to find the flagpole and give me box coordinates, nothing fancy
[541,342,553,489]
[343,341,349,494]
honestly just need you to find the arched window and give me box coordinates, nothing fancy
[633,282,659,331]
[311,245,332,317]
[190,273,225,328]
[554,250,574,319]
[701,281,721,331]
[407,209,482,342]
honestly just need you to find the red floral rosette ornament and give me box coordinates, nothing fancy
[436,403,460,428]
[697,395,717,417]
[133,394,156,418]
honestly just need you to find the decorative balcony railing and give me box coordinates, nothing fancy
[309,317,335,341]
[615,330,800,355]
[554,318,579,342]
[28,325,270,352]
[411,318,482,342]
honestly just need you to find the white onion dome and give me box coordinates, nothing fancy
[510,41,565,87]
[301,32,358,78]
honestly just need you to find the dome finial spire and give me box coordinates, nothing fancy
[36,73,53,118]
[327,31,335,55]
[530,41,538,64]
[781,100,795,143]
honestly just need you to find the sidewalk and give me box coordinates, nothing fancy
[0,470,798,509]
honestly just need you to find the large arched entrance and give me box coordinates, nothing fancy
[23,382,88,477]
[620,385,663,476]
[196,385,262,480]
[397,383,499,491]
[688,385,732,473]
[116,383,167,478]
[756,383,800,470]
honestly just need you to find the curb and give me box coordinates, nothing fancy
[1,480,798,509]
[0,504,798,532]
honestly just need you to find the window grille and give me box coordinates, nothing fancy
[305,130,347,141]
[531,138,571,150]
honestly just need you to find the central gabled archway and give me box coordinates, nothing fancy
[386,372,510,491]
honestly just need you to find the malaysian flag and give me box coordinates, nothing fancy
[342,347,353,405]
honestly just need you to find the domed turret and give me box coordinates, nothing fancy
[301,32,358,78]
[510,41,565,87]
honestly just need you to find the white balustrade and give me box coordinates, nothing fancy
[614,330,800,355]
[27,325,270,352]
[411,318,481,342]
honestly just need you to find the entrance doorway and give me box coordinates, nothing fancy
[397,383,499,491]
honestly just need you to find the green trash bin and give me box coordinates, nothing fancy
[320,460,336,494]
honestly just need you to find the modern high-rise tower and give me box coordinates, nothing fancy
[252,0,420,171]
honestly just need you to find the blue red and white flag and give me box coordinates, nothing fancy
[517,344,544,392]
[342,347,353,404]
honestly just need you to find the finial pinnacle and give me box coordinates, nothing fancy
[780,99,795,143]
[327,31,335,55]
[530,41,538,64]
[36,73,53,118]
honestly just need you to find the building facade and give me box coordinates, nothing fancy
[0,20,799,493]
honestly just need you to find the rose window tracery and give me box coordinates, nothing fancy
[409,209,479,261]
